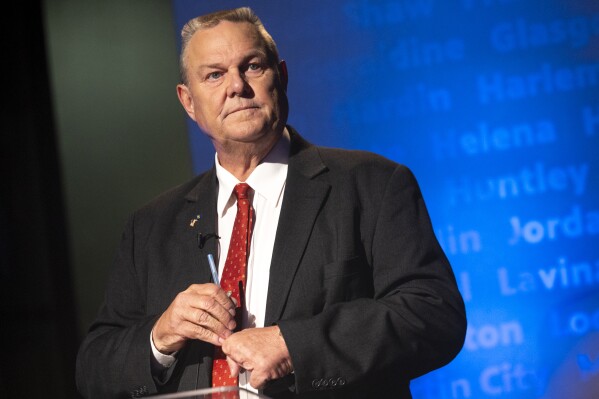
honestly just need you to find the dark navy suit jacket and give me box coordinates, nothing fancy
[76,128,466,398]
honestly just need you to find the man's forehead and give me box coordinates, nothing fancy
[190,21,267,55]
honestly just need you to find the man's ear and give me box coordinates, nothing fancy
[278,60,288,92]
[176,84,196,121]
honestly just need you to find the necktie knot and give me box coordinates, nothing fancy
[234,183,251,200]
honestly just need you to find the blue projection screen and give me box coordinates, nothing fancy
[172,1,599,398]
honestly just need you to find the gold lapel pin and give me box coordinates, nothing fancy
[189,214,201,227]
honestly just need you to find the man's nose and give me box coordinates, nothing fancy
[226,69,247,97]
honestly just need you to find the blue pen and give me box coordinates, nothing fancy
[207,254,219,286]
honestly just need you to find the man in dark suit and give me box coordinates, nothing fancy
[76,7,466,399]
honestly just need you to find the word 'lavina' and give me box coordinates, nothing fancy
[498,257,599,296]
[551,306,599,337]
[508,205,599,245]
[491,15,599,52]
[446,162,588,205]
[478,62,599,104]
[432,119,555,160]
[464,321,523,351]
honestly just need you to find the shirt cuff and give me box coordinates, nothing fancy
[150,329,178,369]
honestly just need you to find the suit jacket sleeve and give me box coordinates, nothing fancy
[275,156,466,395]
[76,212,159,399]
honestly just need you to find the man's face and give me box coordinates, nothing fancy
[178,21,287,150]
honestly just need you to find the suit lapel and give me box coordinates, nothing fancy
[265,131,330,325]
[182,167,219,276]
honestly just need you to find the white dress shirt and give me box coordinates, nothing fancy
[215,130,289,394]
[151,129,290,396]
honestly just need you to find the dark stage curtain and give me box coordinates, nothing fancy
[1,1,79,397]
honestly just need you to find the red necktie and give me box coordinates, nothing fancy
[212,183,254,388]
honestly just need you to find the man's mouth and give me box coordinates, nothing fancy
[225,104,260,118]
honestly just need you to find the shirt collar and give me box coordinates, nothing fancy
[215,128,290,218]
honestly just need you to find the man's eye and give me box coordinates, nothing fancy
[247,64,262,72]
[207,72,222,80]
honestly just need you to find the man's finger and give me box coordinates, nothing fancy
[178,320,224,346]
[189,284,236,316]
[248,371,270,390]
[185,296,236,334]
[226,356,242,378]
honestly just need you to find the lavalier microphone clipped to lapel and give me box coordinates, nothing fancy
[197,232,220,249]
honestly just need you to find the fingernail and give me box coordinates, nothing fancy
[228,320,236,330]
[218,337,224,344]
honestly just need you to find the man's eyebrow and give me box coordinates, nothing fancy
[243,49,268,59]
[197,50,269,70]
[197,62,226,70]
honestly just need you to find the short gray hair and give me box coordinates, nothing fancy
[179,7,280,85]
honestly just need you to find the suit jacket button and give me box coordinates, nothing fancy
[338,377,346,386]
[312,379,321,389]
[129,385,148,398]
[330,377,338,387]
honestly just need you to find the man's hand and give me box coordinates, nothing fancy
[152,284,237,354]
[222,326,293,389]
